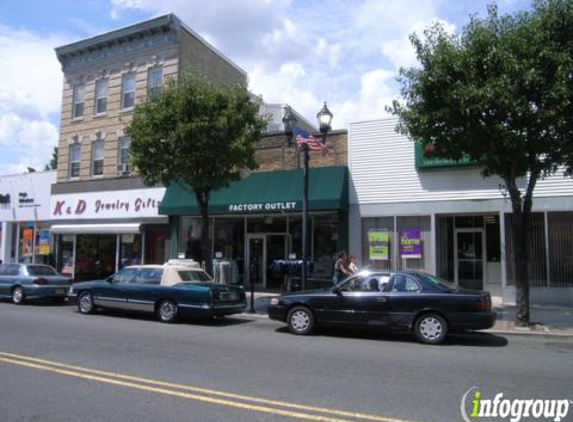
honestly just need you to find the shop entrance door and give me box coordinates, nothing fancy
[454,229,485,290]
[247,235,266,287]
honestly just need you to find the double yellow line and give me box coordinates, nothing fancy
[0,351,425,422]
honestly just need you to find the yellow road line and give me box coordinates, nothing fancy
[0,351,428,422]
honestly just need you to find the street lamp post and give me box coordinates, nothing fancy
[283,103,333,292]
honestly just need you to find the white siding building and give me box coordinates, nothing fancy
[348,118,573,305]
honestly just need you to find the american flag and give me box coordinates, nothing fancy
[292,126,328,154]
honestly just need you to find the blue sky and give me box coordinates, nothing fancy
[0,0,531,174]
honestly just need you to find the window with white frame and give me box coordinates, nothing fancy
[95,79,108,114]
[72,84,85,118]
[121,73,136,109]
[148,67,163,100]
[118,136,131,174]
[69,142,81,179]
[91,139,104,177]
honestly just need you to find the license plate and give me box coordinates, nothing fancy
[55,289,66,296]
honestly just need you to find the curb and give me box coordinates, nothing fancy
[236,313,573,337]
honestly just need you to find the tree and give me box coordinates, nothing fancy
[389,0,573,325]
[50,147,58,170]
[126,72,268,274]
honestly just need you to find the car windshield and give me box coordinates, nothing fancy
[417,273,456,291]
[178,270,212,283]
[27,265,58,276]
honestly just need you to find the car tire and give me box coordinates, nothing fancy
[156,300,178,323]
[77,292,95,315]
[287,306,315,335]
[12,286,25,305]
[414,313,448,344]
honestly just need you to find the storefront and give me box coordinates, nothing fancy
[348,118,573,305]
[50,188,169,281]
[159,166,349,288]
[0,171,55,265]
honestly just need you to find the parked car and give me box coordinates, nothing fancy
[68,260,246,323]
[0,263,72,304]
[267,270,496,344]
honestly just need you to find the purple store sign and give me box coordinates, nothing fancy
[400,229,421,259]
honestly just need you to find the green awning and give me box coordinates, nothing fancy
[158,166,348,215]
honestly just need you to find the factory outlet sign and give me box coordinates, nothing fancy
[228,201,298,213]
[51,188,166,220]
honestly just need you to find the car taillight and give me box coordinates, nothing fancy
[36,278,49,285]
[477,296,491,312]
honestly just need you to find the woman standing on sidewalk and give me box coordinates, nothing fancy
[333,251,352,284]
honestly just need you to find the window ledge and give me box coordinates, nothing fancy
[71,116,84,122]
[119,107,134,114]
[94,112,108,118]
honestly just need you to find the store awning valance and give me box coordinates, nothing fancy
[51,223,141,234]
[158,166,348,216]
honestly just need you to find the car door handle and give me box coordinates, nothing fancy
[376,297,387,302]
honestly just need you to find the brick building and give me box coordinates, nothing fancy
[48,14,350,287]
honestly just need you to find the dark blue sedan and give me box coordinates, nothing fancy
[268,271,496,344]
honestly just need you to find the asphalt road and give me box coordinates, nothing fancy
[0,301,571,422]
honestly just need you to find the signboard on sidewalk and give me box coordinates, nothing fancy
[400,229,421,259]
[368,230,389,260]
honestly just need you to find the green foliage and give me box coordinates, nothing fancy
[389,0,573,323]
[389,0,573,182]
[126,72,267,195]
[50,147,58,170]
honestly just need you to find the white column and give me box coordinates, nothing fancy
[430,213,437,275]
[499,211,507,290]
[544,211,551,287]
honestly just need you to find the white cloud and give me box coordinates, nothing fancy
[0,26,67,174]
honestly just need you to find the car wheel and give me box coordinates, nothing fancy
[414,313,448,344]
[12,286,25,305]
[77,292,95,315]
[156,300,178,323]
[287,306,315,335]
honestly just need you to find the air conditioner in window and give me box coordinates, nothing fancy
[117,163,130,175]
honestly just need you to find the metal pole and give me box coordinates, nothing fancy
[302,144,309,291]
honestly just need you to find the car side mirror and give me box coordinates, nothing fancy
[332,287,342,297]
[106,276,114,283]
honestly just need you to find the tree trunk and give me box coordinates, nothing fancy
[196,190,212,276]
[511,208,531,325]
[504,170,538,326]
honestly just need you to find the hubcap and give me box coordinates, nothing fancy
[79,294,93,313]
[160,302,176,321]
[290,310,310,332]
[13,288,23,303]
[420,316,443,340]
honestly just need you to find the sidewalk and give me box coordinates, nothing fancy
[240,291,573,337]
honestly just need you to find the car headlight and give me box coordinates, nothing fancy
[68,286,74,294]
[270,297,281,306]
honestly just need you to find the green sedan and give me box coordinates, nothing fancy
[68,262,246,323]
[0,263,72,304]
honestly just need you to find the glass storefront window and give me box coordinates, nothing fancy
[119,234,142,269]
[247,216,286,233]
[58,235,75,276]
[396,216,431,272]
[312,214,339,279]
[179,216,204,261]
[145,225,169,264]
[75,234,116,282]
[213,218,244,260]
[362,217,394,271]
[19,224,35,264]
[34,224,52,265]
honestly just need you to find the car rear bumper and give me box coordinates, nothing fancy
[178,302,246,319]
[24,285,70,300]
[450,311,497,330]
